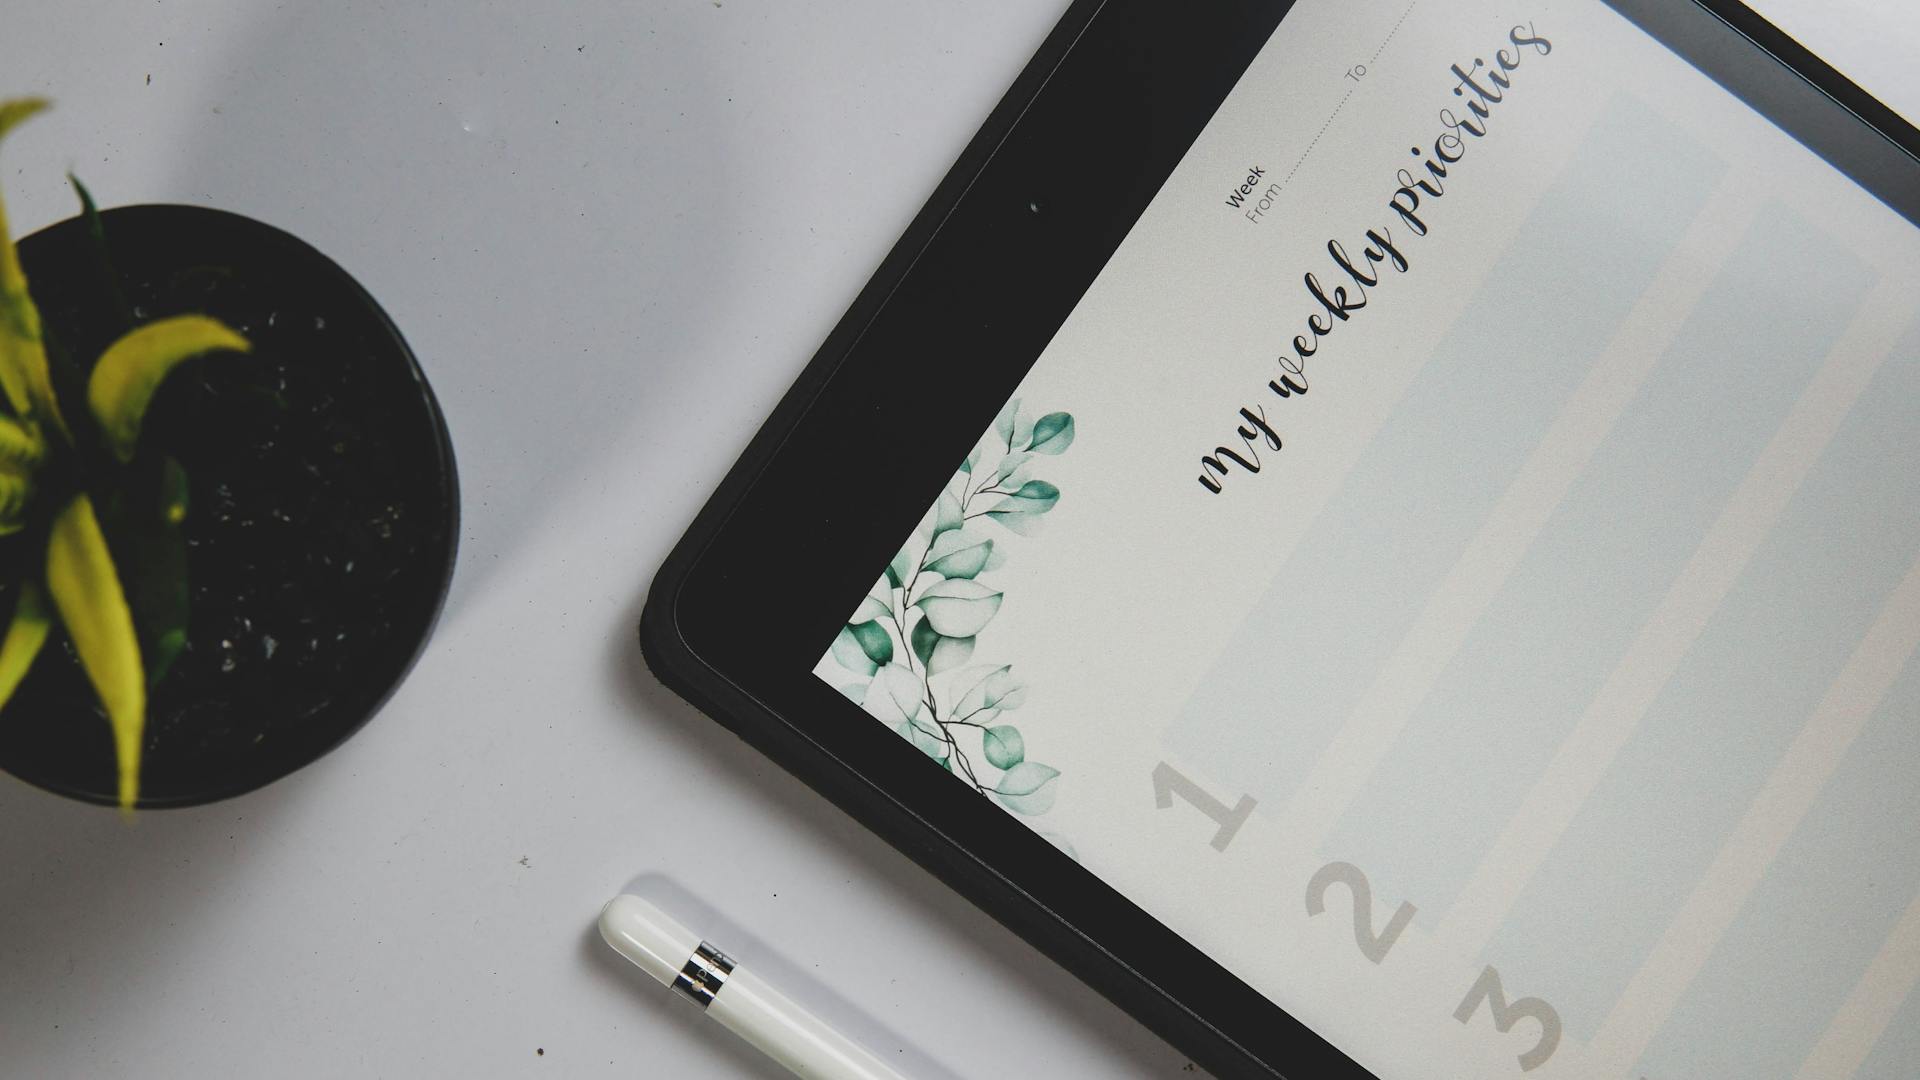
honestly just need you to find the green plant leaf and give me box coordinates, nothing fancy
[0,413,43,472]
[46,495,147,810]
[96,456,191,684]
[830,625,879,678]
[983,725,1024,769]
[924,531,991,580]
[0,99,68,436]
[0,99,48,142]
[67,173,132,329]
[89,315,251,462]
[995,762,1060,815]
[861,663,925,726]
[0,471,28,535]
[914,578,1002,638]
[1026,411,1075,455]
[848,620,894,668]
[0,578,50,710]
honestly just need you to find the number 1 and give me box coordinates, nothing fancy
[1152,763,1256,851]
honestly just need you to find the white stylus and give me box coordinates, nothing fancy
[598,894,912,1080]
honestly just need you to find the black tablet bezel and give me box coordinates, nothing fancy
[641,3,1920,1076]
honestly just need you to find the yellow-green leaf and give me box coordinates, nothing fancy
[0,99,49,143]
[0,413,43,470]
[47,495,146,810]
[89,316,250,461]
[0,579,50,711]
[0,97,68,435]
[0,470,30,535]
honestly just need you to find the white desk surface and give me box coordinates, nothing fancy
[1,3,1913,1077]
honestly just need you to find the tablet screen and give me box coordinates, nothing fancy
[811,0,1920,1074]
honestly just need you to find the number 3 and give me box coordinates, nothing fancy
[1454,965,1561,1071]
[1305,861,1416,964]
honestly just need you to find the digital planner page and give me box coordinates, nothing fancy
[811,0,1920,1075]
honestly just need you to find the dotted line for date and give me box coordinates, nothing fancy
[1265,0,1419,199]
[1372,0,1419,64]
[1279,85,1357,189]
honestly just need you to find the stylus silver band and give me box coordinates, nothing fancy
[671,941,735,1008]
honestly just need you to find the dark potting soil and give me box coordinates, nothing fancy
[0,206,457,806]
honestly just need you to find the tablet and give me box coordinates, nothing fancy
[641,0,1920,1075]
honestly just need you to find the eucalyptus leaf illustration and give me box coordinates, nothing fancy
[995,480,1059,515]
[897,714,949,763]
[850,581,891,624]
[910,619,975,675]
[914,579,1002,638]
[862,663,925,726]
[989,450,1032,488]
[992,396,1024,451]
[955,664,1026,721]
[983,725,1024,769]
[826,401,1075,817]
[848,620,894,667]
[994,762,1060,816]
[1026,412,1075,455]
[934,489,964,536]
[830,625,879,678]
[924,532,992,580]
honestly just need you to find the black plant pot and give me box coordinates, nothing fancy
[0,205,458,808]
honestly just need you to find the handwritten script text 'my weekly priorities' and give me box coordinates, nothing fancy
[1198,23,1554,494]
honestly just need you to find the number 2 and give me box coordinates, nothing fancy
[1151,763,1256,851]
[1454,965,1561,1071]
[1305,861,1416,964]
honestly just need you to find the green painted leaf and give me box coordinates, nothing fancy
[833,682,865,703]
[830,625,879,677]
[895,714,949,762]
[924,535,991,580]
[849,620,894,667]
[954,665,1026,720]
[886,533,921,589]
[914,578,1002,638]
[1026,412,1075,455]
[992,396,1022,451]
[998,480,1060,514]
[995,762,1060,815]
[910,619,976,675]
[983,725,1024,769]
[984,506,1047,537]
[850,592,890,625]
[862,663,924,725]
[933,490,963,536]
[928,633,973,675]
[989,451,1032,488]
[910,618,937,669]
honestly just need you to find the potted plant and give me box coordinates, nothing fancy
[0,98,459,809]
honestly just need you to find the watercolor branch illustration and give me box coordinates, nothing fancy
[827,398,1074,816]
